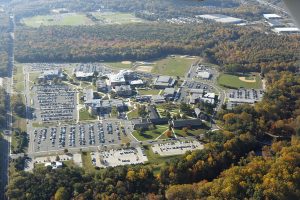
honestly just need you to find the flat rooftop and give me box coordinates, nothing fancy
[197,14,244,24]
[263,14,282,19]
[273,27,300,33]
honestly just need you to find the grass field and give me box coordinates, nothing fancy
[132,125,169,141]
[81,152,96,173]
[127,108,139,120]
[138,89,161,95]
[143,145,181,175]
[22,13,94,27]
[218,73,262,89]
[104,62,133,69]
[79,108,97,121]
[174,126,209,137]
[13,64,24,93]
[150,56,198,77]
[29,72,41,86]
[92,12,147,25]
[22,12,148,28]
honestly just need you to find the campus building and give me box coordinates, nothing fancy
[227,89,264,109]
[171,119,202,129]
[74,64,111,79]
[115,85,132,97]
[38,69,64,80]
[153,76,176,89]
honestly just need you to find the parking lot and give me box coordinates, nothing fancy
[33,85,77,122]
[151,140,203,156]
[91,147,148,168]
[31,121,128,153]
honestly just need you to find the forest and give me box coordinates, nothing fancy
[11,0,270,21]
[0,14,8,75]
[6,71,300,199]
[14,23,300,73]
[166,136,300,200]
[0,88,7,129]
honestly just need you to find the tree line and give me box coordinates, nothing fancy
[14,23,300,74]
[0,88,7,129]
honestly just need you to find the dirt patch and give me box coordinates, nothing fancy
[121,61,132,65]
[136,65,153,73]
[239,77,256,83]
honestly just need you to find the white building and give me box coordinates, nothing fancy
[273,27,300,34]
[109,73,126,87]
[197,14,244,24]
[130,79,144,87]
[227,89,264,109]
[197,71,211,79]
[263,14,282,20]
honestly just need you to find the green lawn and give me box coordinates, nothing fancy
[13,64,24,93]
[22,13,94,27]
[218,73,262,89]
[79,108,97,121]
[143,145,181,175]
[138,89,161,95]
[174,126,210,137]
[156,103,179,112]
[151,56,198,77]
[104,62,133,69]
[81,152,96,173]
[29,72,40,86]
[92,12,147,25]
[132,125,169,141]
[127,108,139,120]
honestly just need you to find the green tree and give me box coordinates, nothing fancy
[54,187,70,200]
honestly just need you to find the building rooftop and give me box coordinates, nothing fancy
[263,14,282,19]
[197,14,243,24]
[273,27,300,33]
[197,71,211,79]
[110,73,126,83]
[172,119,202,128]
[84,89,94,103]
[227,89,264,104]
[152,95,166,103]
[203,93,215,99]
[115,85,132,92]
[157,76,172,83]
[215,17,243,24]
[164,88,175,95]
[74,64,111,78]
[148,105,160,119]
[130,80,144,85]
[154,76,175,88]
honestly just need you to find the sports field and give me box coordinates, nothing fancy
[141,56,198,77]
[218,73,262,89]
[91,12,147,25]
[22,13,93,27]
